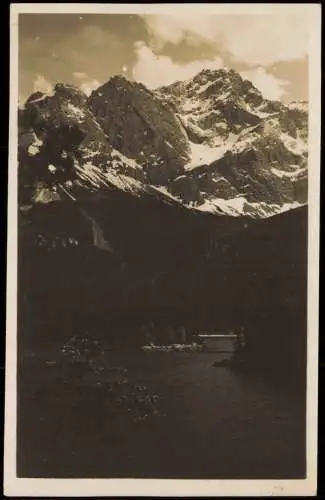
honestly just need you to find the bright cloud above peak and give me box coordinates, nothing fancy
[241,67,290,101]
[132,41,223,89]
[71,71,101,96]
[73,71,88,80]
[141,14,309,66]
[33,75,54,96]
[80,79,101,96]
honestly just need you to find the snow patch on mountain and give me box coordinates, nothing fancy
[66,103,86,121]
[110,149,143,172]
[197,196,247,216]
[280,132,307,156]
[185,134,238,170]
[270,165,307,179]
[287,101,308,112]
[152,185,182,202]
[75,160,147,197]
[249,108,273,119]
[192,196,305,219]
[27,134,43,156]
[32,186,61,204]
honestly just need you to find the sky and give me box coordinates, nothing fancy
[18,13,309,105]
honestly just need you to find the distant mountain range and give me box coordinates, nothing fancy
[19,68,308,218]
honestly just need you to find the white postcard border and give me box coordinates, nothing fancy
[4,3,321,497]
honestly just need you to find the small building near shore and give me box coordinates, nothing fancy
[196,332,239,352]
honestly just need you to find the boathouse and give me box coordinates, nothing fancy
[196,332,239,352]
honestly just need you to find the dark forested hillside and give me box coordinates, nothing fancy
[18,191,307,387]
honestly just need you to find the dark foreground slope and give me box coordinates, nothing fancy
[18,194,307,388]
[228,207,307,390]
[17,200,307,479]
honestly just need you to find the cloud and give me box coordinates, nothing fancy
[140,16,187,49]
[72,69,101,95]
[32,75,54,95]
[72,71,101,96]
[73,71,88,80]
[62,25,122,66]
[241,67,290,100]
[80,79,101,96]
[132,41,223,88]
[18,97,26,109]
[141,14,309,66]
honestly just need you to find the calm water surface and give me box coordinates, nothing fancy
[105,351,305,478]
[19,349,305,479]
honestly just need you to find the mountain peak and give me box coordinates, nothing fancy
[109,74,129,83]
[157,66,258,104]
[54,82,81,92]
[54,83,88,102]
[26,91,48,105]
[195,67,237,80]
[97,74,138,93]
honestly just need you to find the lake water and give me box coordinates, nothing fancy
[18,348,306,479]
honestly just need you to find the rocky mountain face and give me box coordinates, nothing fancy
[19,82,153,208]
[19,67,308,218]
[156,69,308,217]
[88,76,190,184]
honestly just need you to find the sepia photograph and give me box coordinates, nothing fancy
[4,3,321,497]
